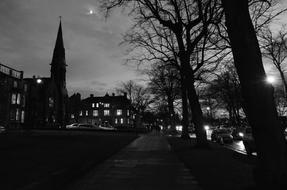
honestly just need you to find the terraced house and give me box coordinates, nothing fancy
[76,93,135,128]
[0,62,26,128]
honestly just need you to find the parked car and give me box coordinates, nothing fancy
[0,126,6,134]
[242,127,256,156]
[231,127,245,140]
[211,128,233,144]
[66,123,79,129]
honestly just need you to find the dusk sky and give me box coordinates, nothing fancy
[0,0,287,98]
[0,0,140,98]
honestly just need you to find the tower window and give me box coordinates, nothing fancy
[104,103,110,108]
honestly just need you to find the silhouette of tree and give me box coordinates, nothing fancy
[262,26,287,97]
[147,62,180,130]
[222,0,286,188]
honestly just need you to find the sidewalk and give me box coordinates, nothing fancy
[67,131,202,190]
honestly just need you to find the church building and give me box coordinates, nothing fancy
[24,20,68,128]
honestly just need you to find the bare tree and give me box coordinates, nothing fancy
[147,62,180,130]
[221,0,286,188]
[262,26,287,97]
[116,80,153,116]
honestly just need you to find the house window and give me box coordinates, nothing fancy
[104,103,110,108]
[127,110,130,116]
[120,118,124,124]
[22,96,26,107]
[86,110,89,116]
[16,109,20,121]
[117,109,122,116]
[93,110,98,116]
[92,103,95,108]
[21,110,25,123]
[115,118,118,124]
[24,84,28,92]
[49,97,54,108]
[13,81,18,88]
[10,110,15,120]
[16,93,21,105]
[104,110,110,116]
[127,119,130,124]
[79,111,83,116]
[71,114,74,119]
[11,93,17,104]
[96,103,99,108]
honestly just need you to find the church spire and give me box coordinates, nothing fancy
[50,17,67,85]
[51,17,65,66]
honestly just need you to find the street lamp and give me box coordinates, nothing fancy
[36,78,43,84]
[266,76,276,84]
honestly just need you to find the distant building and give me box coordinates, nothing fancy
[24,20,68,128]
[74,93,135,127]
[67,93,81,123]
[0,63,26,128]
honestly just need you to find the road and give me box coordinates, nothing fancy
[204,129,255,156]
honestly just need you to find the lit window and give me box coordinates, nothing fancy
[49,97,54,108]
[21,110,25,123]
[92,103,95,108]
[104,110,110,116]
[120,118,124,124]
[96,103,99,107]
[79,111,83,116]
[127,119,129,124]
[104,103,110,108]
[115,118,118,124]
[93,110,98,116]
[127,110,130,116]
[71,114,74,119]
[16,109,20,121]
[13,81,18,88]
[11,93,16,104]
[16,93,21,105]
[86,110,88,116]
[117,109,122,116]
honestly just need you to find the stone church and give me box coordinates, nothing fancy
[24,20,68,128]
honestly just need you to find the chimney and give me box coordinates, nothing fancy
[112,93,115,96]
[124,92,127,97]
[90,94,94,98]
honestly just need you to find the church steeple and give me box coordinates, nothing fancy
[51,18,66,85]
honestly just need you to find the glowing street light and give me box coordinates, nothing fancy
[36,78,43,84]
[266,76,276,84]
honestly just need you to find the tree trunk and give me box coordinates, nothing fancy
[278,68,287,99]
[222,0,286,188]
[186,73,208,147]
[180,71,190,139]
[167,95,176,131]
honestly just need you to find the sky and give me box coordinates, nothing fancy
[0,0,287,98]
[0,0,142,98]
